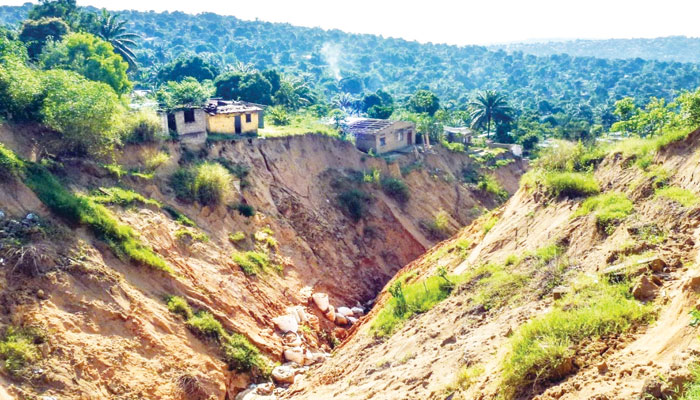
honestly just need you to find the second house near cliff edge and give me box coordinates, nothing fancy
[346,118,418,155]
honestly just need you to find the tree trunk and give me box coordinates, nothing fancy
[487,115,492,139]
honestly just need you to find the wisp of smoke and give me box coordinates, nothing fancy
[321,42,342,80]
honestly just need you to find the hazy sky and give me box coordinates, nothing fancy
[5,0,700,45]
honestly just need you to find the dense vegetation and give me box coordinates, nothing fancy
[493,36,700,64]
[2,3,700,149]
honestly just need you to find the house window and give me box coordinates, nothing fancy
[245,113,252,123]
[184,109,195,123]
[379,137,386,146]
[397,131,404,142]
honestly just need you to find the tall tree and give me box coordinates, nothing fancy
[159,55,219,83]
[469,90,513,138]
[408,90,440,116]
[157,77,214,110]
[93,9,140,69]
[18,17,69,59]
[28,0,78,22]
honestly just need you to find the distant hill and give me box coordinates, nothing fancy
[491,36,700,64]
[1,3,699,121]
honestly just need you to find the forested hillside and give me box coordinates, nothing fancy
[1,3,700,126]
[492,36,700,64]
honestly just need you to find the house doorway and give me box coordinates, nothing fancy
[167,114,176,132]
[407,132,413,145]
[235,115,242,134]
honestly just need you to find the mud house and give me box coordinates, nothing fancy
[346,119,416,154]
[205,99,264,135]
[161,107,208,143]
[443,126,473,145]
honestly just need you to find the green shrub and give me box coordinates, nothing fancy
[0,326,43,376]
[254,230,278,249]
[40,69,126,157]
[423,209,451,239]
[165,297,270,376]
[24,165,171,273]
[143,150,170,171]
[229,231,246,243]
[170,163,233,206]
[192,162,233,205]
[222,333,269,374]
[655,186,699,207]
[166,296,193,320]
[170,167,200,202]
[338,189,370,221]
[162,205,196,227]
[268,105,291,126]
[471,263,529,310]
[186,311,225,340]
[441,141,466,153]
[102,163,126,179]
[174,228,209,243]
[541,171,600,197]
[0,55,44,121]
[41,32,131,95]
[380,176,410,204]
[448,364,484,394]
[216,159,251,188]
[124,109,163,143]
[0,142,23,180]
[533,244,564,264]
[499,276,654,399]
[233,203,256,217]
[679,363,700,400]
[89,187,161,208]
[371,271,466,337]
[363,168,381,185]
[461,167,480,184]
[477,174,508,200]
[573,192,634,233]
[482,214,499,234]
[232,251,271,275]
[534,140,604,173]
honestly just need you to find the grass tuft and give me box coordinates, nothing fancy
[187,311,225,340]
[338,189,370,221]
[24,165,171,273]
[0,326,43,376]
[174,228,209,243]
[228,231,246,243]
[166,295,193,320]
[370,271,466,337]
[679,363,700,400]
[89,187,161,208]
[232,251,271,276]
[380,176,410,204]
[540,171,600,198]
[655,186,699,207]
[170,162,233,206]
[477,174,508,201]
[573,192,634,233]
[0,143,24,180]
[164,297,271,376]
[499,276,654,399]
[222,333,270,374]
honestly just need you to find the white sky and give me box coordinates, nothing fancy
[4,0,700,45]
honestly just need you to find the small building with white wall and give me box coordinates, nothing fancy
[346,119,416,154]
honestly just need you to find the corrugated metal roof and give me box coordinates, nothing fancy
[346,118,406,136]
[205,99,262,115]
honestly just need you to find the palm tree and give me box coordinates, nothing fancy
[96,9,140,69]
[469,90,513,138]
